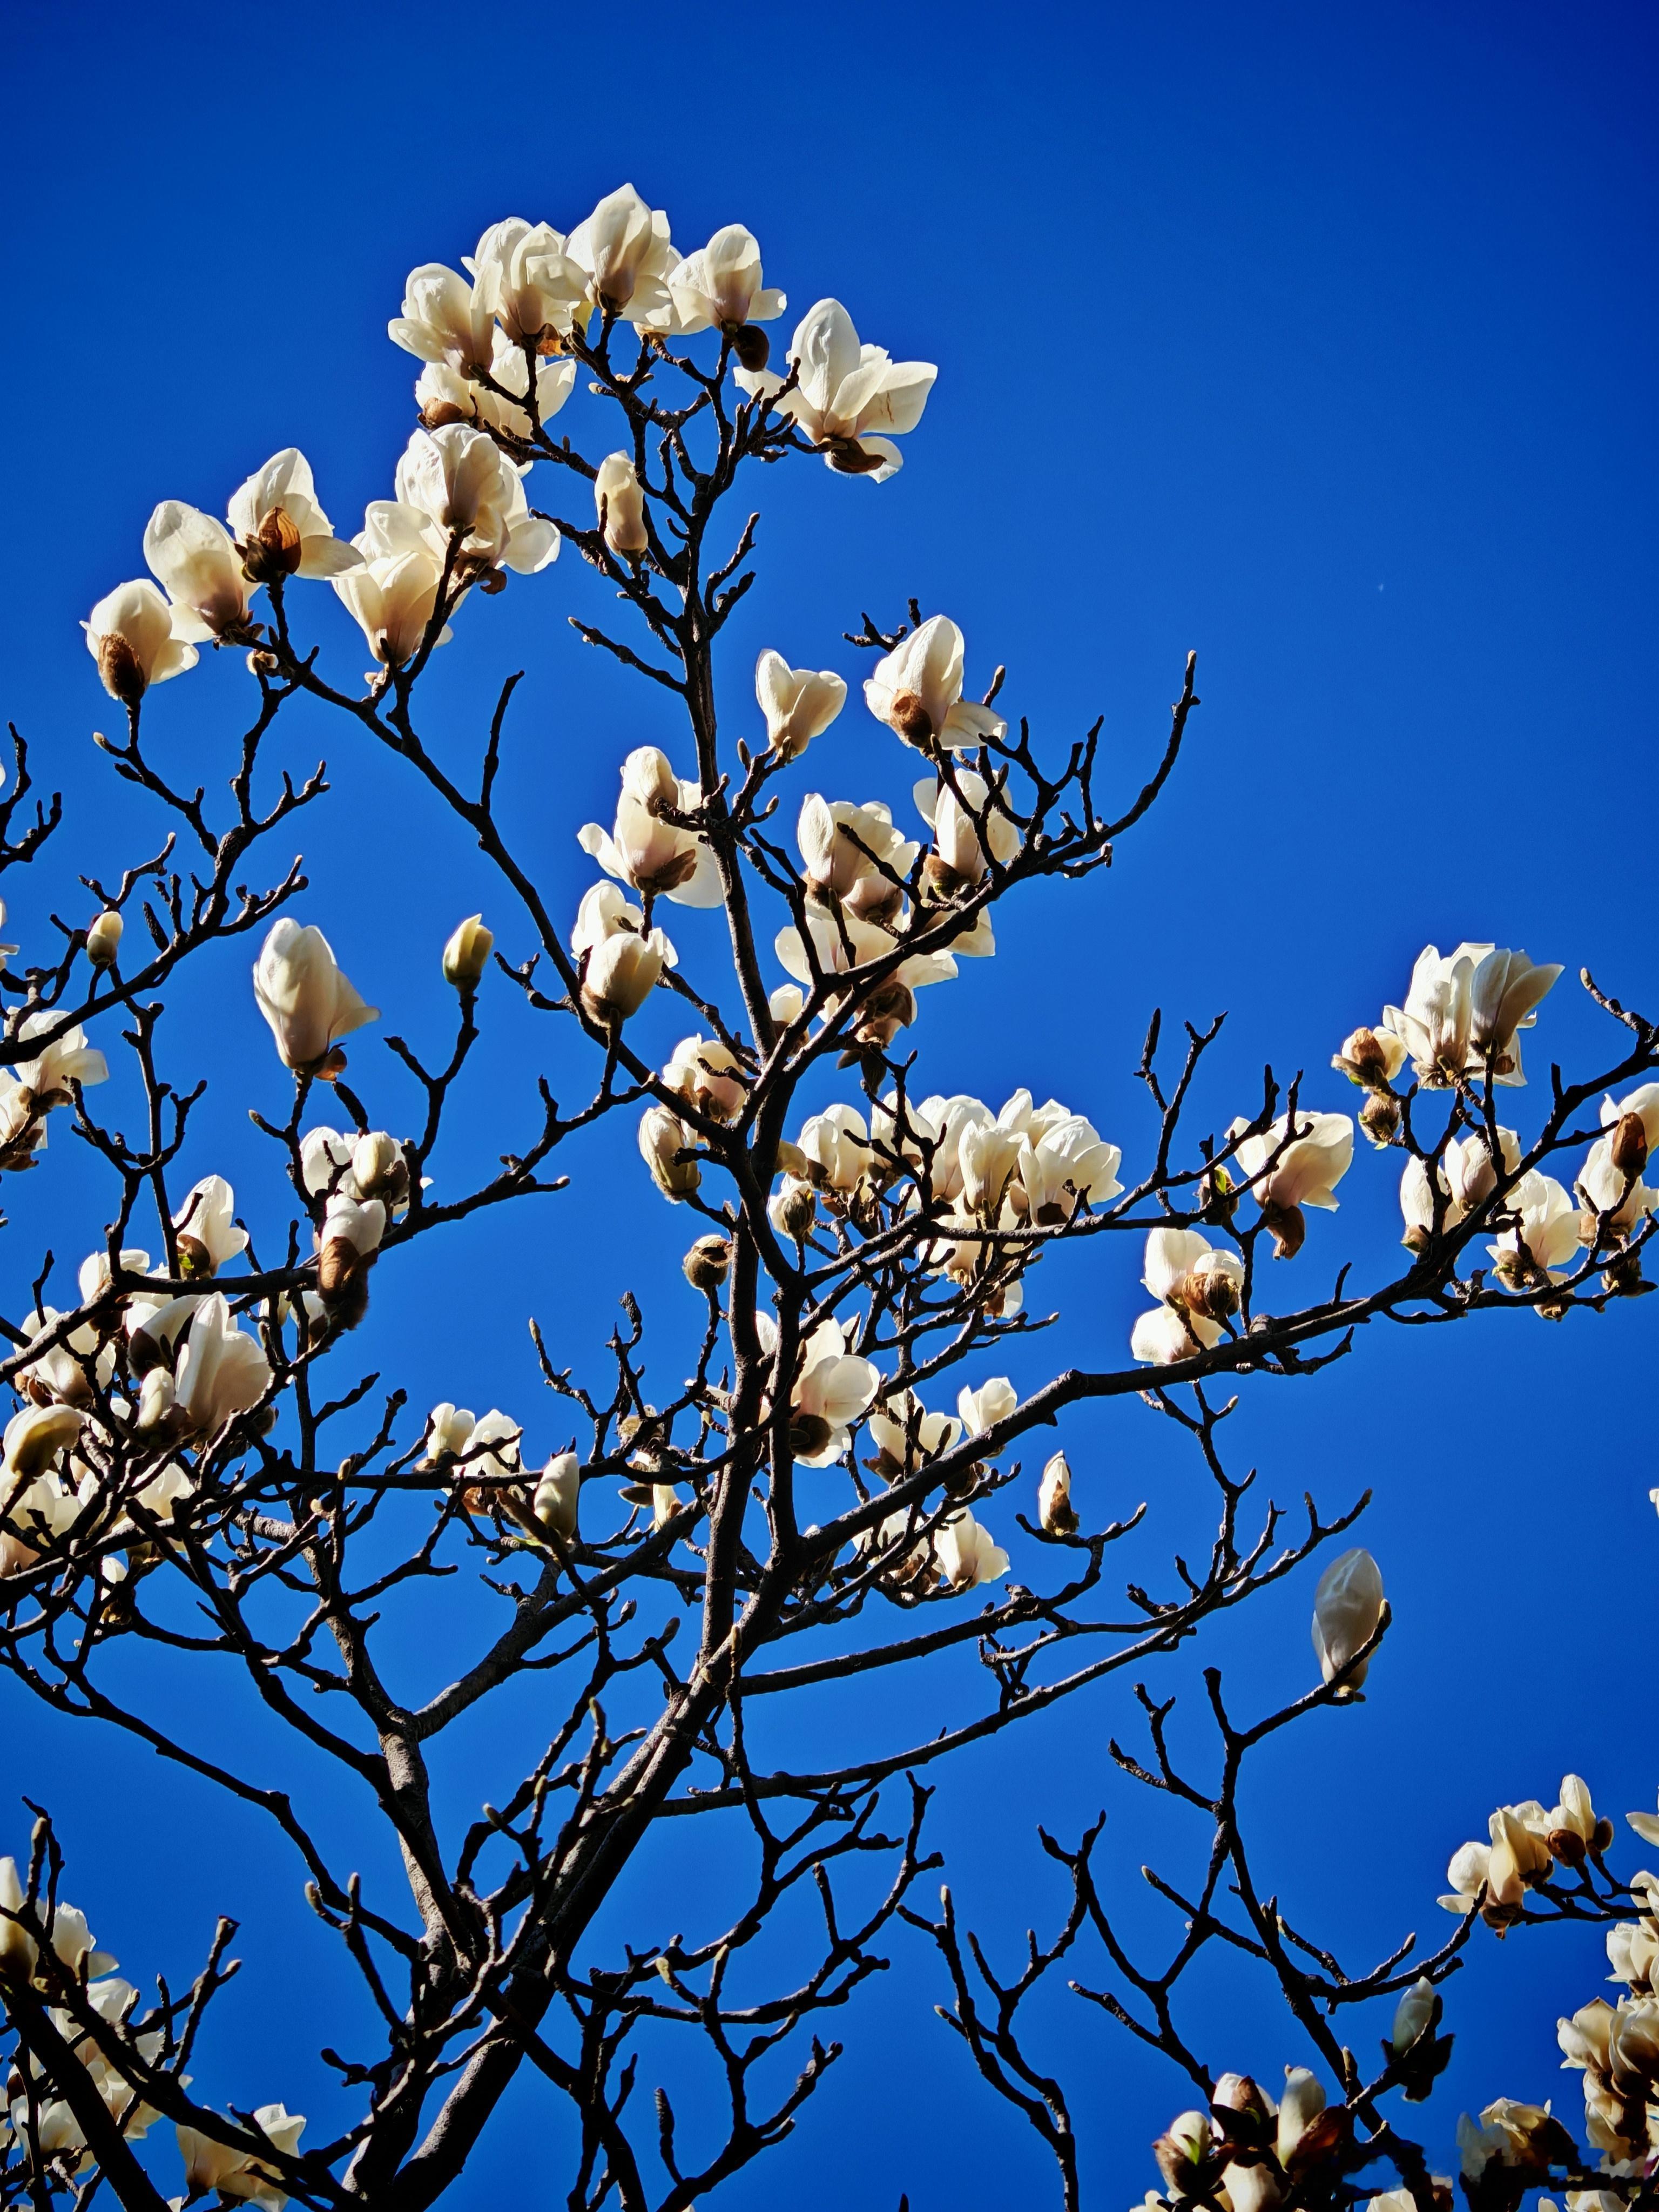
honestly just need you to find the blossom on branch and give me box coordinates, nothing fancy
[737,298,936,479]
[84,579,198,703]
[579,747,721,906]
[252,919,378,1074]
[865,617,1006,753]
[754,650,846,762]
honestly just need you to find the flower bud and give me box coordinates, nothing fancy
[1311,1546,1384,1696]
[1274,2067,1327,2167]
[639,1106,700,1201]
[1,1404,84,1480]
[1154,2110,1218,2193]
[85,911,123,968]
[351,1131,409,1205]
[729,323,771,373]
[1612,1110,1650,1178]
[1037,1451,1076,1535]
[1359,1089,1402,1148]
[583,931,664,1024]
[769,1177,817,1242]
[1391,1977,1438,2055]
[596,453,649,557]
[682,1235,731,1291]
[442,914,494,990]
[1260,1198,1305,1259]
[532,1453,579,1541]
[136,1368,176,1432]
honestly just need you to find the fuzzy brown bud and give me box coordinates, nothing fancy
[1612,1111,1650,1178]
[728,323,771,372]
[682,1235,731,1292]
[887,689,935,744]
[97,633,146,707]
[1260,1199,1305,1260]
[1359,1089,1402,1147]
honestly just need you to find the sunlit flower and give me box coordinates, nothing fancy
[779,1318,880,1466]
[1228,1111,1353,1258]
[394,426,559,574]
[389,261,497,374]
[664,1035,747,1121]
[1131,1227,1244,1363]
[866,1390,960,1481]
[173,1175,248,1277]
[933,1508,1008,1591]
[797,1104,872,1192]
[737,298,936,479]
[177,2104,305,2212]
[1311,1547,1384,1696]
[227,449,362,583]
[667,225,785,343]
[579,747,721,906]
[595,452,649,557]
[639,1105,700,1201]
[1014,1115,1122,1225]
[865,617,1006,753]
[252,919,378,1072]
[144,502,255,643]
[797,795,918,924]
[465,217,585,345]
[333,502,457,669]
[84,580,198,704]
[1489,1170,1579,1294]
[567,184,679,325]
[754,650,846,761]
[580,929,668,1023]
[1037,1451,1076,1534]
[173,1294,272,1435]
[417,331,577,442]
[956,1375,1017,1440]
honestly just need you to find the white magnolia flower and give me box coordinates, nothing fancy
[664,1035,747,1122]
[1131,1227,1245,1363]
[1311,1547,1384,1696]
[422,1403,475,1464]
[1438,1837,1493,1914]
[873,1092,992,1202]
[915,767,1021,889]
[1399,1129,1521,1246]
[1382,942,1559,1088]
[84,580,198,704]
[1276,2070,1328,2167]
[567,184,679,325]
[465,217,585,343]
[1489,1169,1579,1287]
[956,1375,1017,1440]
[454,1410,523,1493]
[639,1105,700,1201]
[781,1317,880,1466]
[957,1121,1024,1220]
[594,451,649,557]
[1603,1081,1659,1154]
[177,2105,305,2212]
[798,796,917,925]
[442,915,494,991]
[756,651,847,761]
[865,617,1006,753]
[579,747,721,906]
[1015,1116,1122,1224]
[173,1295,272,1435]
[866,1390,960,1477]
[172,1176,248,1275]
[797,1104,872,1192]
[667,225,784,336]
[1228,1110,1353,1257]
[388,262,496,374]
[227,449,361,582]
[144,502,254,643]
[1578,1131,1659,1241]
[581,929,668,1023]
[252,920,378,1071]
[571,882,679,968]
[738,298,935,478]
[0,1858,116,1981]
[532,1452,580,1540]
[933,1508,1008,1591]
[417,331,576,442]
[394,426,559,575]
[9,1010,109,1103]
[772,912,956,1041]
[333,501,459,669]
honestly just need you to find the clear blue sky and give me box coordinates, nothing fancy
[2,1,1656,2202]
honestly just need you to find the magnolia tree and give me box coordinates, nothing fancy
[0,183,1653,2212]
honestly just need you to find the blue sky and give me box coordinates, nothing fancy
[2,1,1657,2203]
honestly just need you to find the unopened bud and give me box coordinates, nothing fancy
[352,1131,408,1205]
[175,1235,214,1279]
[136,1368,175,1432]
[318,1237,368,1300]
[1612,1111,1650,1178]
[85,911,123,967]
[1547,1826,1587,1867]
[1172,1265,1240,1324]
[682,1235,731,1291]
[770,1178,817,1242]
[97,633,146,707]
[532,1452,579,1541]
[1359,1090,1402,1147]
[2,1405,84,1480]
[1260,1200,1305,1260]
[1037,1451,1076,1535]
[442,914,494,990]
[420,400,471,430]
[727,323,770,373]
[1337,1027,1394,1087]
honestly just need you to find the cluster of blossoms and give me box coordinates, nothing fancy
[0,1858,300,2206]
[422,1402,579,1542]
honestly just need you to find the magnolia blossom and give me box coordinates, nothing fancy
[316,1193,386,1299]
[9,1010,109,1105]
[866,1391,960,1479]
[389,262,497,374]
[914,768,1020,894]
[1228,1110,1353,1258]
[737,298,936,478]
[865,617,1006,753]
[1578,1128,1659,1243]
[754,651,846,761]
[173,1295,272,1434]
[0,1857,116,1982]
[333,503,455,670]
[442,915,494,990]
[417,331,576,442]
[567,184,679,324]
[1276,2069,1327,2168]
[667,225,784,340]
[768,1317,880,1467]
[1381,942,1559,1088]
[639,1105,700,1201]
[465,217,585,343]
[394,426,558,574]
[956,1375,1017,1440]
[1038,1451,1076,1535]
[579,747,721,906]
[252,919,378,1071]
[453,1412,524,1507]
[532,1452,580,1540]
[1311,1546,1384,1696]
[797,795,918,923]
[86,909,122,967]
[581,929,668,1023]
[1489,1169,1579,1292]
[143,502,255,643]
[957,1120,1024,1220]
[933,1508,1009,1591]
[84,580,198,704]
[423,1402,476,1464]
[177,2105,305,2212]
[173,1176,248,1276]
[794,1106,872,1192]
[571,882,679,968]
[664,1035,747,1121]
[1015,1116,1122,1224]
[772,911,956,1048]
[1399,1128,1520,1248]
[1131,1228,1245,1364]
[227,449,361,582]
